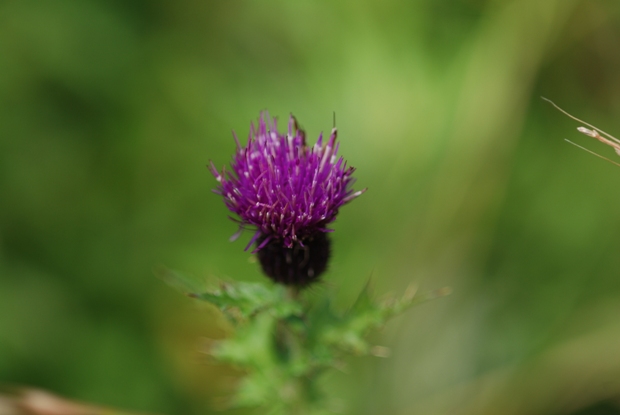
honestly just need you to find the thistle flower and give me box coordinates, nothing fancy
[210,113,365,286]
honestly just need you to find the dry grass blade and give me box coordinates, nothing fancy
[542,97,620,164]
[564,140,620,168]
[0,386,164,415]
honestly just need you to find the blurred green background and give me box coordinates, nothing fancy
[2,1,620,414]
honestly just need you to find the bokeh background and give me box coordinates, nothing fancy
[2,1,620,414]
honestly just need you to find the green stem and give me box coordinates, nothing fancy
[274,287,315,413]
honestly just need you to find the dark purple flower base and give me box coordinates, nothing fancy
[256,233,331,287]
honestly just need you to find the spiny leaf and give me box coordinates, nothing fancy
[211,313,277,366]
[317,284,452,356]
[157,267,303,322]
[193,281,302,321]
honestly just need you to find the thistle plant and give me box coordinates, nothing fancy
[209,113,365,286]
[161,113,448,414]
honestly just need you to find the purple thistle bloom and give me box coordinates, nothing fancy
[210,113,365,286]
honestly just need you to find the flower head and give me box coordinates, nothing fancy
[210,113,365,286]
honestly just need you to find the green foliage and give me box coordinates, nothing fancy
[160,267,449,414]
